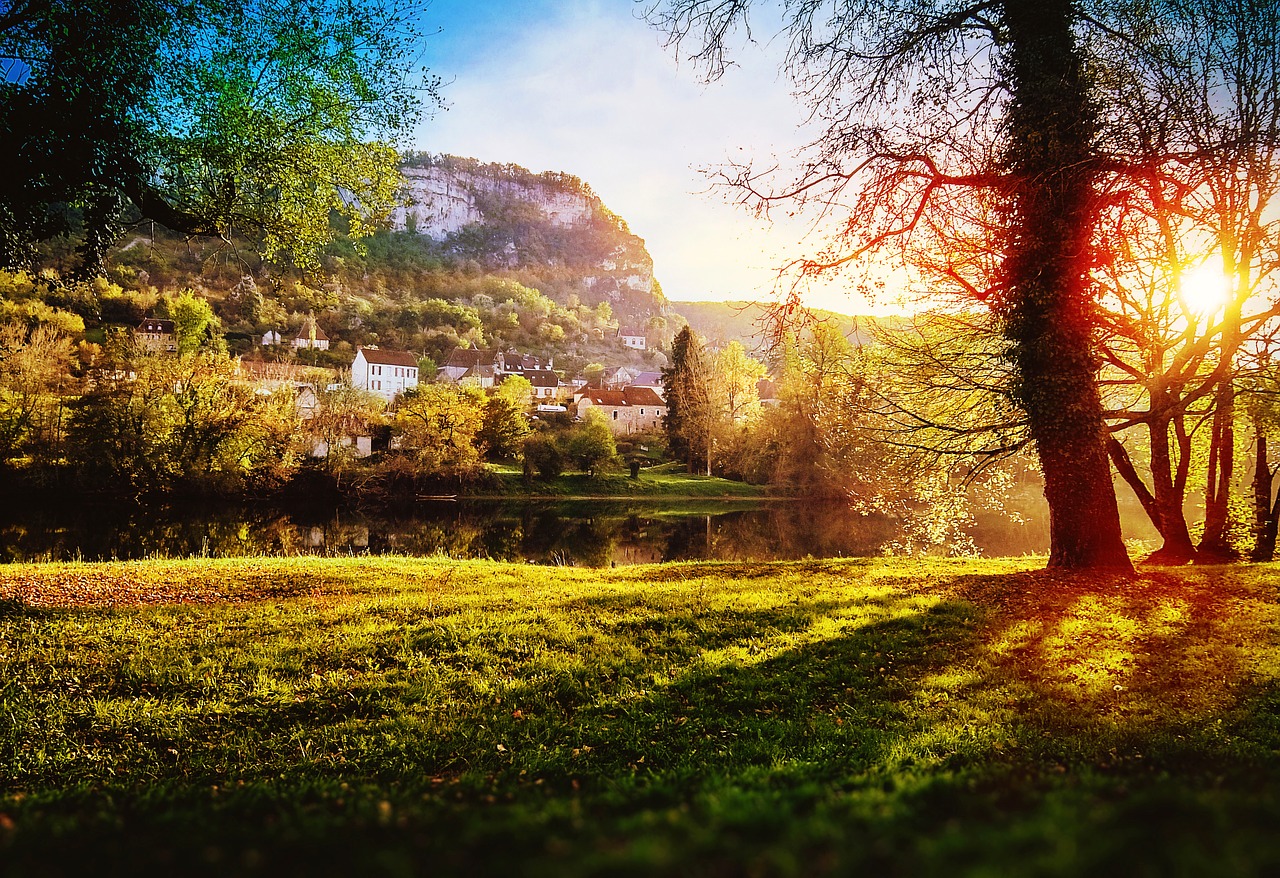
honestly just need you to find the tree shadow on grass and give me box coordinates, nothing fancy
[5,565,1280,876]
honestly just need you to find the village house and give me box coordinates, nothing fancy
[260,329,283,346]
[310,430,372,461]
[438,346,559,394]
[617,326,647,350]
[352,346,419,401]
[135,318,177,353]
[235,360,328,419]
[293,317,330,351]
[438,347,498,386]
[600,365,642,389]
[575,386,667,435]
[526,370,560,399]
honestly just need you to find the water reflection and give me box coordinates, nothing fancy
[0,499,1052,566]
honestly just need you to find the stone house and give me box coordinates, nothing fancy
[135,318,177,353]
[575,386,667,435]
[617,326,647,350]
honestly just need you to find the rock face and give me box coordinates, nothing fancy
[393,165,594,236]
[393,155,661,314]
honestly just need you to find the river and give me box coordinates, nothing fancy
[0,497,1057,565]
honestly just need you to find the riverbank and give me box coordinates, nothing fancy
[3,556,1278,876]
[467,465,778,499]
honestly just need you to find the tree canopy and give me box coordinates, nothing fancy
[0,0,439,275]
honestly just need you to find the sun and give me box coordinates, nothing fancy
[1179,263,1232,317]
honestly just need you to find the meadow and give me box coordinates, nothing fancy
[2,556,1279,876]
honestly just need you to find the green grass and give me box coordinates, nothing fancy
[2,557,1280,876]
[477,466,773,499]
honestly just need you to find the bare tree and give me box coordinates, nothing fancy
[649,0,1133,568]
[1087,0,1280,562]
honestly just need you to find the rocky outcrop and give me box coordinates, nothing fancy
[393,155,659,306]
[392,165,594,236]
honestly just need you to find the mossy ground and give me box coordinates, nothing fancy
[2,556,1279,876]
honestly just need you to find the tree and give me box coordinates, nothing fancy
[0,321,75,465]
[521,432,565,480]
[712,341,765,424]
[0,0,439,275]
[650,0,1134,568]
[168,290,223,355]
[565,409,618,477]
[306,383,384,480]
[1084,0,1280,563]
[68,351,300,492]
[480,377,533,460]
[663,326,714,475]
[393,384,486,475]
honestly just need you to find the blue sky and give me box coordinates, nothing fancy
[410,0,888,313]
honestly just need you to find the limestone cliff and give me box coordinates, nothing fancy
[394,155,664,321]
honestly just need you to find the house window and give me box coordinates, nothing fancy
[640,408,645,415]
[612,411,618,420]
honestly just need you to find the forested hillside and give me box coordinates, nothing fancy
[31,155,678,376]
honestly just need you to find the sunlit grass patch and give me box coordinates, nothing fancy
[2,557,1280,876]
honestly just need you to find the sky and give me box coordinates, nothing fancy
[411,0,896,314]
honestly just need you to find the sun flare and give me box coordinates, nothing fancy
[1179,263,1232,316]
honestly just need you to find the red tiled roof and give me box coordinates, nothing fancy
[579,389,627,407]
[623,386,665,407]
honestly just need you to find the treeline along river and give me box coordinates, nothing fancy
[0,498,1056,565]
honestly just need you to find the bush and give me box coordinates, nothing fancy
[521,434,564,480]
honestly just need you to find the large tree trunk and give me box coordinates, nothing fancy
[999,0,1132,570]
[1199,380,1238,560]
[1148,413,1197,562]
[1251,423,1279,562]
[1108,418,1198,564]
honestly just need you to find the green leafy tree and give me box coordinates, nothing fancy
[67,352,299,492]
[480,377,533,460]
[565,409,617,477]
[0,0,439,274]
[168,290,223,355]
[521,432,565,480]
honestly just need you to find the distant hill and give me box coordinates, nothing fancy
[671,300,883,352]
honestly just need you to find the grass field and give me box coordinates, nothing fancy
[478,465,773,499]
[2,556,1280,876]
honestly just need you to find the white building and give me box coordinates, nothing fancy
[293,317,330,351]
[352,346,419,401]
[617,327,647,350]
